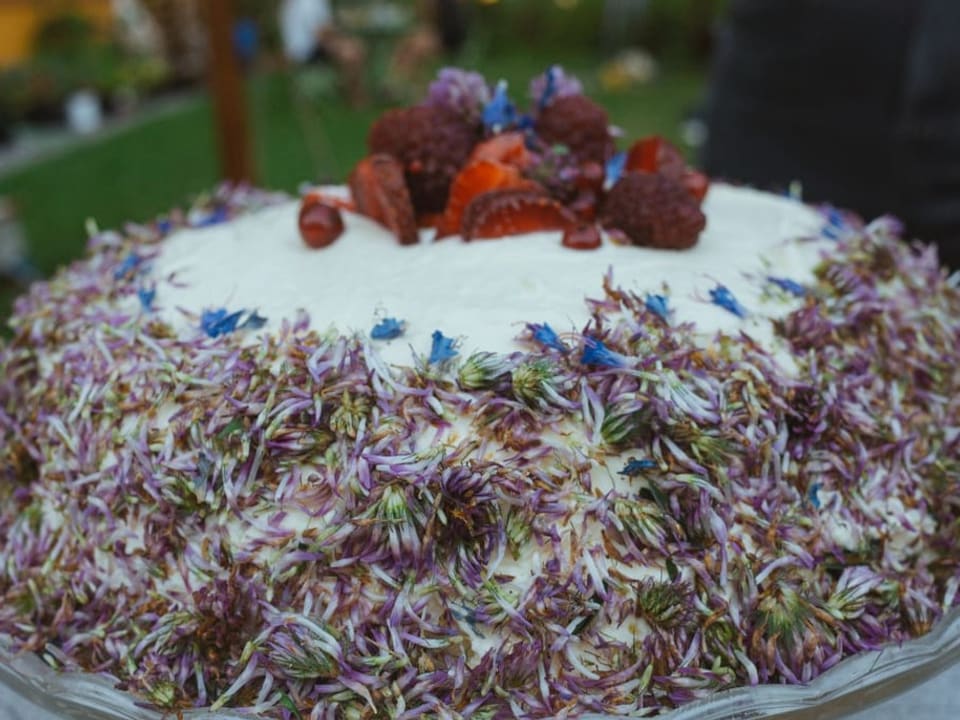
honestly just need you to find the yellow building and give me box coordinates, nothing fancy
[0,0,114,68]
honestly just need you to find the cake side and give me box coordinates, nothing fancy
[1,181,959,718]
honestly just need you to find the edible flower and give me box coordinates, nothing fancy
[428,330,458,364]
[482,80,516,133]
[644,293,670,322]
[767,276,807,297]
[603,151,627,191]
[425,67,490,122]
[114,252,144,280]
[371,317,405,340]
[201,308,267,338]
[808,482,822,509]
[530,65,583,110]
[527,322,568,353]
[708,284,749,318]
[137,285,156,312]
[618,458,657,476]
[580,336,630,368]
[458,351,510,390]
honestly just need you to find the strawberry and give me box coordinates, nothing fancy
[625,136,710,203]
[436,160,536,238]
[534,94,614,165]
[368,105,481,216]
[562,223,602,250]
[348,154,419,245]
[467,131,533,169]
[301,189,355,213]
[461,188,578,241]
[600,171,705,250]
[299,197,345,248]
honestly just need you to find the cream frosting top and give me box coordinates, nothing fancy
[151,183,828,365]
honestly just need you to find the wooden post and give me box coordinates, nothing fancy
[206,0,255,184]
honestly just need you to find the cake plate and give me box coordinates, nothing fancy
[2,606,959,720]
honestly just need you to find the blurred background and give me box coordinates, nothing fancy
[0,0,723,327]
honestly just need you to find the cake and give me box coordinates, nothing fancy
[1,68,959,719]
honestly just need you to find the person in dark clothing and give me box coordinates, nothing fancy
[701,1,960,268]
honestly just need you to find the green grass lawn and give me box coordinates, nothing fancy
[0,51,705,326]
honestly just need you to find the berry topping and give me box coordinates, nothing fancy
[436,160,536,238]
[368,105,480,215]
[626,136,710,203]
[467,131,533,169]
[461,188,578,241]
[600,171,706,250]
[299,198,345,249]
[562,223,602,251]
[534,94,614,165]
[348,154,419,245]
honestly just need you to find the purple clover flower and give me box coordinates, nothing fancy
[425,68,490,123]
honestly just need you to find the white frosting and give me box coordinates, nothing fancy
[151,184,828,365]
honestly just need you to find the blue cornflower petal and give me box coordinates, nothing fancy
[194,206,229,228]
[201,308,243,338]
[604,151,627,191]
[156,218,173,235]
[767,276,807,297]
[429,330,458,365]
[580,336,629,368]
[528,322,568,353]
[539,65,558,110]
[808,482,822,509]
[137,286,156,312]
[618,458,657,476]
[114,252,144,280]
[709,284,749,318]
[371,317,406,340]
[240,310,267,331]
[644,293,670,322]
[482,80,516,133]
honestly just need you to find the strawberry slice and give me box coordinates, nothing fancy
[348,154,419,245]
[301,189,355,213]
[436,159,536,238]
[625,136,709,204]
[462,188,578,241]
[467,131,533,169]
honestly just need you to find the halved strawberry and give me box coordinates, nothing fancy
[625,136,687,179]
[348,154,419,245]
[301,189,356,213]
[625,136,709,203]
[467,131,533,169]
[461,188,578,241]
[436,160,536,238]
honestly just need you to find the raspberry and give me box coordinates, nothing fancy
[600,172,706,250]
[534,95,614,165]
[368,105,481,216]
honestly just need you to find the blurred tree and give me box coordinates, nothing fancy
[141,0,207,82]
